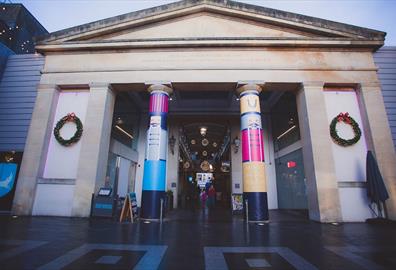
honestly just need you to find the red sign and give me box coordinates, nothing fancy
[287,161,296,168]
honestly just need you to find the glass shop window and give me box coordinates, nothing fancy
[271,92,301,152]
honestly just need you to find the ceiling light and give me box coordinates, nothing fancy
[200,127,207,136]
[115,117,124,125]
[276,125,296,140]
[115,125,133,139]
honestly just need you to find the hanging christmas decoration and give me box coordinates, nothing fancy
[53,113,83,146]
[329,112,361,147]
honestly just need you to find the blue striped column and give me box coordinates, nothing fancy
[238,84,269,222]
[141,84,172,219]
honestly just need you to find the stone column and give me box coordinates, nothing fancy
[296,82,342,222]
[359,82,396,220]
[141,84,172,219]
[71,83,115,217]
[12,84,59,215]
[237,84,268,222]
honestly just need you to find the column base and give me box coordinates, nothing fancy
[244,192,269,221]
[141,190,165,219]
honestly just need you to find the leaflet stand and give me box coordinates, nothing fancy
[90,188,117,218]
[119,192,138,223]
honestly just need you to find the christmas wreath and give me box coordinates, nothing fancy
[329,112,361,146]
[53,113,83,146]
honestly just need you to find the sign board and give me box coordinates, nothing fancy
[196,173,213,188]
[98,187,112,196]
[120,192,138,222]
[92,196,115,218]
[231,193,243,213]
[0,163,17,198]
[0,163,18,212]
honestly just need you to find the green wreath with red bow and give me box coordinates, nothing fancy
[53,113,83,146]
[330,112,361,147]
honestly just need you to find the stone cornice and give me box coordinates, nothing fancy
[36,38,384,53]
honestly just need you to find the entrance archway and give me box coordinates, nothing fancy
[178,120,232,211]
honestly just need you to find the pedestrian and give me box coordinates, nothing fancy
[200,189,207,209]
[208,184,216,208]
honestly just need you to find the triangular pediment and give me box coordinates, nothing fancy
[36,0,385,51]
[92,12,319,41]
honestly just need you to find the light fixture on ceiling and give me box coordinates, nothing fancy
[200,127,207,136]
[202,138,209,147]
[4,151,16,162]
[232,136,240,153]
[115,117,124,125]
[276,125,296,140]
[115,125,133,139]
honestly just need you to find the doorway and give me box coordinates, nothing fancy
[271,92,308,211]
[178,121,232,211]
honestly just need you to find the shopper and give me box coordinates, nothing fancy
[208,184,216,208]
[200,189,208,209]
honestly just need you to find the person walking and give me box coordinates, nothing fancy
[208,184,216,209]
[200,189,208,209]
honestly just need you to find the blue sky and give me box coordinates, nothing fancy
[17,0,396,45]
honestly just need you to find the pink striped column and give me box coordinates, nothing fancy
[141,84,172,219]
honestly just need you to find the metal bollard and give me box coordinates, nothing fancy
[245,199,249,224]
[160,198,164,224]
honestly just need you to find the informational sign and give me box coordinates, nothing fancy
[120,192,138,222]
[196,173,213,188]
[129,192,138,218]
[231,193,243,212]
[98,187,112,196]
[92,196,115,218]
[146,117,167,161]
[241,128,264,162]
[0,163,17,198]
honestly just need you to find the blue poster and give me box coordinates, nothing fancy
[0,163,17,198]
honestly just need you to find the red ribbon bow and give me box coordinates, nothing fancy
[337,112,351,124]
[66,112,76,121]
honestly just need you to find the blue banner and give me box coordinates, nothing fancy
[0,163,17,198]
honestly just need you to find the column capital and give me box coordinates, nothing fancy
[147,84,173,95]
[236,83,262,96]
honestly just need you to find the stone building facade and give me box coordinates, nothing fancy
[9,0,396,222]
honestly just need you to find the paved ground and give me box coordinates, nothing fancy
[0,208,395,270]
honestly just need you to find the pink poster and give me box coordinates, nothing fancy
[241,129,265,162]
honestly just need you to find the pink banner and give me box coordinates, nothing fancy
[149,93,168,113]
[241,129,265,162]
